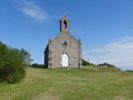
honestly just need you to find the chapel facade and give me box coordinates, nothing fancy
[44,15,82,68]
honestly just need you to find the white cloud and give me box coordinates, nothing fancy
[83,36,133,71]
[15,0,48,21]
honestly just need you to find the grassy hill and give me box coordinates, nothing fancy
[0,66,133,100]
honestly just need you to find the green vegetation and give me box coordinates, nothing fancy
[98,63,116,68]
[0,66,132,100]
[126,70,133,72]
[31,63,44,68]
[82,59,90,66]
[82,59,95,66]
[0,41,32,83]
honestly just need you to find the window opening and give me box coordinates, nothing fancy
[64,20,67,28]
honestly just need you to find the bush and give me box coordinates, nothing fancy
[125,70,132,72]
[3,66,25,83]
[82,59,90,66]
[0,41,32,83]
[31,63,44,68]
[31,63,38,67]
[97,63,115,68]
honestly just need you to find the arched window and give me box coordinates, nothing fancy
[62,53,68,67]
[64,20,67,28]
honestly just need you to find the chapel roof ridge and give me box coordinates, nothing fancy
[60,13,69,21]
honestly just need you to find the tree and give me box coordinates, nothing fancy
[0,41,32,83]
[19,48,33,66]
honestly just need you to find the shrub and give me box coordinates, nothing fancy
[31,63,44,68]
[97,63,115,68]
[0,41,32,83]
[125,70,132,72]
[82,59,90,66]
[31,63,38,67]
[4,66,25,83]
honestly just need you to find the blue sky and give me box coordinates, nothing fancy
[0,0,133,71]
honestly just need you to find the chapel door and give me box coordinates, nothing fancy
[62,54,68,67]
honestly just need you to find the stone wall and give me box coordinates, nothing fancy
[44,45,49,68]
[48,30,82,68]
[44,15,82,68]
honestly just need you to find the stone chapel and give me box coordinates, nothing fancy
[44,15,82,68]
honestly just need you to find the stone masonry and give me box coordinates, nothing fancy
[44,15,82,68]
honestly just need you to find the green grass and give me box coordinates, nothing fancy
[0,66,133,100]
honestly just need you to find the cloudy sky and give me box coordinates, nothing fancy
[0,0,133,71]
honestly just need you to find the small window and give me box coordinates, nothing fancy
[64,20,67,28]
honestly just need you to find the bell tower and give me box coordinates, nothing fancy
[60,13,69,32]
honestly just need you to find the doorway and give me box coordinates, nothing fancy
[62,53,69,67]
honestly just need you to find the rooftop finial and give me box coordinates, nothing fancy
[64,13,66,16]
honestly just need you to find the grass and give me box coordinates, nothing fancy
[0,66,133,100]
